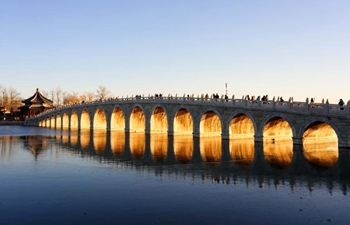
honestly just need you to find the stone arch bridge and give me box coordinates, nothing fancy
[24,95,350,147]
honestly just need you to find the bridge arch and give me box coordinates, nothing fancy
[44,117,49,127]
[62,112,69,129]
[299,117,340,142]
[173,107,194,135]
[50,115,55,128]
[198,109,222,136]
[70,110,79,130]
[260,113,296,140]
[150,105,168,133]
[130,105,145,132]
[300,117,339,169]
[93,108,107,130]
[56,114,62,129]
[80,109,91,130]
[111,107,125,131]
[228,109,257,138]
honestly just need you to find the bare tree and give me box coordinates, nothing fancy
[96,86,111,100]
[55,86,63,106]
[0,85,5,106]
[41,90,49,98]
[50,90,55,104]
[7,87,22,113]
[80,92,95,102]
[63,92,80,105]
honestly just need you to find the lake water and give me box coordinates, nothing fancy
[0,126,349,225]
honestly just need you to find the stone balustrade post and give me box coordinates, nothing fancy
[325,99,329,114]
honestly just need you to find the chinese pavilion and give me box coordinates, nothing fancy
[19,88,54,118]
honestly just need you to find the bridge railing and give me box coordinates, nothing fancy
[29,94,350,119]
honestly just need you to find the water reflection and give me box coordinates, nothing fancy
[2,129,350,195]
[130,132,145,160]
[150,133,168,162]
[263,139,293,169]
[22,136,49,157]
[200,136,222,162]
[93,129,107,153]
[230,138,255,166]
[173,135,193,163]
[80,129,91,150]
[110,131,125,156]
[70,131,79,148]
[303,137,339,169]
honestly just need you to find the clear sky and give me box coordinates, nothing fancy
[1,0,349,104]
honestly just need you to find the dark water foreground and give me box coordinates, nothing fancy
[0,126,350,225]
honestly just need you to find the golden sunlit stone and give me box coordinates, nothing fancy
[81,110,90,129]
[263,139,293,168]
[303,122,337,139]
[130,132,145,159]
[200,111,221,137]
[70,111,79,130]
[111,107,125,130]
[93,108,107,129]
[130,107,145,132]
[302,122,338,168]
[62,113,69,129]
[263,117,292,140]
[174,108,193,134]
[151,107,168,133]
[110,131,125,156]
[174,135,193,163]
[230,114,254,138]
[56,114,61,129]
[50,116,55,128]
[93,130,106,153]
[150,133,168,162]
[230,138,255,166]
[200,136,222,162]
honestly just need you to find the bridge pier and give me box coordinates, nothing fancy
[254,136,263,142]
[293,137,303,145]
[221,134,229,140]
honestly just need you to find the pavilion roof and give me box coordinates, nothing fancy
[22,88,53,104]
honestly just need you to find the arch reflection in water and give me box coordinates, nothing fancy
[93,129,107,153]
[263,139,293,169]
[200,136,222,162]
[80,129,91,150]
[62,132,69,145]
[150,133,168,162]
[230,138,255,166]
[110,131,125,156]
[130,132,145,160]
[69,130,79,148]
[173,135,193,163]
[303,140,339,169]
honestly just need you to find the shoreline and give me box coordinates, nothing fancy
[0,121,24,126]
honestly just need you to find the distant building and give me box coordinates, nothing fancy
[19,88,54,118]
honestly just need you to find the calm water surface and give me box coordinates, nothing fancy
[0,126,350,225]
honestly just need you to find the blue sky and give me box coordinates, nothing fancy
[1,0,349,104]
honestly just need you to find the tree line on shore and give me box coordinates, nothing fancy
[0,85,112,113]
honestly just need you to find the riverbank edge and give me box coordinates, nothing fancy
[0,121,24,126]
